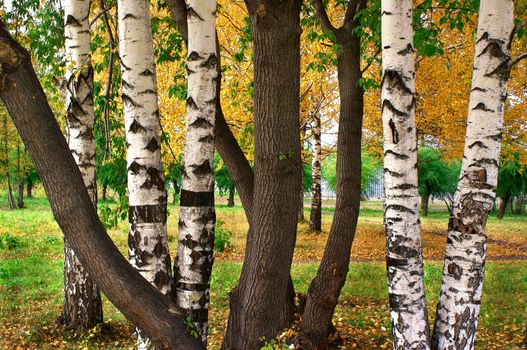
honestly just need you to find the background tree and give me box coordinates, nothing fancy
[496,151,527,218]
[215,154,236,207]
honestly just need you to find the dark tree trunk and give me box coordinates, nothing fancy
[3,113,15,209]
[227,185,235,207]
[6,176,16,209]
[309,112,322,232]
[497,195,510,219]
[16,144,24,208]
[0,21,203,349]
[421,192,430,217]
[298,16,364,348]
[26,176,33,198]
[514,196,524,214]
[101,183,107,201]
[222,1,302,348]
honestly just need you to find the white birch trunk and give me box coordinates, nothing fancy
[62,0,103,329]
[432,2,514,349]
[118,1,172,348]
[381,1,430,348]
[175,0,217,344]
[309,112,322,231]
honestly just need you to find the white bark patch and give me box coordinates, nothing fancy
[381,1,430,349]
[175,0,217,345]
[432,2,514,349]
[118,0,172,348]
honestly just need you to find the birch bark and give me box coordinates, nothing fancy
[118,0,172,348]
[309,112,322,232]
[381,1,430,348]
[174,1,217,344]
[61,0,103,330]
[432,2,514,348]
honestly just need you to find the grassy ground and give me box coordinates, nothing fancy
[1,192,527,349]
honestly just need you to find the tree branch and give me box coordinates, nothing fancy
[164,0,188,43]
[312,0,337,33]
[510,52,527,68]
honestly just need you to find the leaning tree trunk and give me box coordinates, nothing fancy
[117,0,172,347]
[60,0,103,330]
[298,23,364,347]
[309,112,322,232]
[174,0,217,344]
[432,2,514,349]
[227,185,235,207]
[222,1,302,348]
[497,195,510,219]
[381,1,430,348]
[0,20,203,349]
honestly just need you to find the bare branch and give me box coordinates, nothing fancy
[312,0,337,33]
[510,52,527,68]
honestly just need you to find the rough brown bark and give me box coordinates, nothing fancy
[16,144,24,208]
[298,16,364,346]
[0,20,202,350]
[421,192,430,217]
[227,186,235,207]
[222,1,302,348]
[497,195,510,219]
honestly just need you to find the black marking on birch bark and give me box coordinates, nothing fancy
[383,69,413,95]
[392,183,417,190]
[178,218,187,229]
[397,43,414,56]
[186,65,195,75]
[128,204,167,224]
[447,263,463,280]
[386,257,410,267]
[388,119,399,144]
[141,167,165,191]
[69,45,80,49]
[468,141,488,149]
[470,158,498,168]
[486,133,502,141]
[145,137,161,152]
[154,269,171,291]
[192,160,212,176]
[382,99,408,118]
[188,51,203,61]
[477,39,507,59]
[122,80,134,90]
[187,7,205,21]
[385,204,415,214]
[386,216,403,222]
[472,102,494,112]
[200,54,217,69]
[141,89,156,95]
[66,15,82,27]
[186,96,198,110]
[139,69,154,77]
[384,150,409,160]
[77,127,94,140]
[129,119,145,133]
[198,134,213,143]
[180,190,214,207]
[471,87,487,93]
[384,45,391,49]
[123,13,138,20]
[382,11,392,15]
[176,281,210,292]
[122,94,140,107]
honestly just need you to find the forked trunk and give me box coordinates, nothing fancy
[222,1,302,348]
[432,2,514,348]
[309,112,322,232]
[118,0,172,347]
[381,1,430,348]
[174,0,217,344]
[60,0,102,330]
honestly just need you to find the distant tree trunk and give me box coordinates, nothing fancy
[309,112,322,232]
[3,113,16,210]
[101,183,107,201]
[381,1,430,348]
[497,195,510,219]
[26,176,33,198]
[118,0,172,347]
[514,196,524,214]
[60,0,103,330]
[16,144,24,208]
[421,192,430,217]
[298,2,365,345]
[298,123,306,222]
[174,0,217,344]
[227,185,235,207]
[222,1,302,348]
[172,179,179,204]
[6,176,16,209]
[432,2,514,348]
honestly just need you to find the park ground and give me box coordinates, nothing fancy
[1,192,527,349]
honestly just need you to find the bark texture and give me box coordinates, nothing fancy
[298,3,364,344]
[3,113,16,210]
[497,196,509,219]
[61,0,103,330]
[0,20,203,349]
[174,0,217,344]
[222,1,302,348]
[309,112,322,232]
[381,1,430,348]
[117,1,172,347]
[432,2,514,349]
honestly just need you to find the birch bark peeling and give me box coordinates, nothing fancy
[432,2,514,349]
[381,1,430,348]
[61,0,103,329]
[117,0,172,348]
[175,0,217,344]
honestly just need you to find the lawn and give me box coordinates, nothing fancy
[1,192,527,349]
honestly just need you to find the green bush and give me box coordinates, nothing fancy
[215,220,232,252]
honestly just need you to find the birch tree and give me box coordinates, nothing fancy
[381,1,430,348]
[174,0,217,343]
[432,1,515,348]
[117,0,172,347]
[309,111,322,232]
[60,0,103,329]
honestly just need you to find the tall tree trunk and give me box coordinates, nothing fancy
[432,3,514,348]
[6,176,16,209]
[16,144,24,208]
[298,123,306,222]
[0,21,203,349]
[381,1,430,348]
[309,112,322,232]
[222,1,302,348]
[227,185,235,207]
[117,0,172,347]
[26,176,32,198]
[514,196,524,214]
[101,183,107,201]
[298,15,364,346]
[421,192,430,217]
[497,195,509,219]
[60,0,102,330]
[3,113,16,210]
[174,1,217,344]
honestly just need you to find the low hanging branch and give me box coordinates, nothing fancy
[0,20,203,350]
